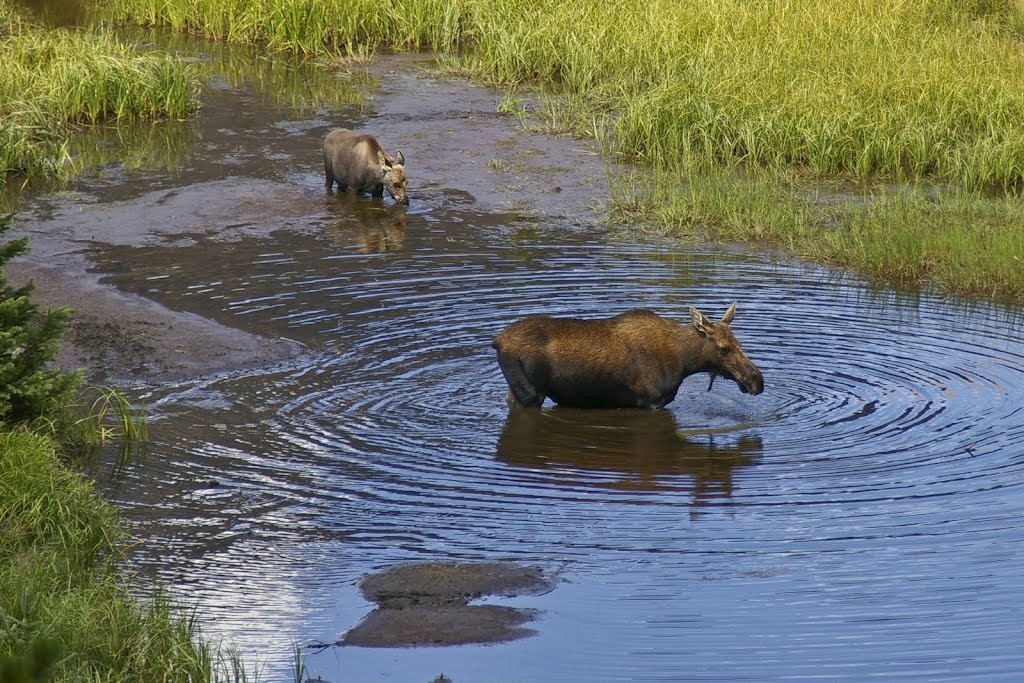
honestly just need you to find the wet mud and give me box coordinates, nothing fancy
[8,260,303,382]
[341,563,552,647]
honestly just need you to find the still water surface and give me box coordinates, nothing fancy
[21,34,1024,681]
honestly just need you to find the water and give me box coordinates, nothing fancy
[14,33,1024,681]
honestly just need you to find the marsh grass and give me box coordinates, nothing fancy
[0,427,258,682]
[0,2,201,183]
[1,413,271,681]
[1,408,265,681]
[46,386,150,465]
[613,169,1024,301]
[105,0,469,54]
[103,0,1024,187]
[117,26,374,110]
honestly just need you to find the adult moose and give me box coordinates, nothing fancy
[322,128,408,205]
[492,302,763,409]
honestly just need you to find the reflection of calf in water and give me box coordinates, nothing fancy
[496,408,762,513]
[324,192,407,253]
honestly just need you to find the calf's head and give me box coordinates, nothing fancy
[690,302,763,395]
[377,150,408,205]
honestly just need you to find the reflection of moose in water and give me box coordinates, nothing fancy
[496,408,762,513]
[324,192,408,253]
[493,303,763,409]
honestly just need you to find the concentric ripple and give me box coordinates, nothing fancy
[90,205,1024,681]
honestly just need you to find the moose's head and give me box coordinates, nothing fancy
[377,150,408,205]
[690,302,764,396]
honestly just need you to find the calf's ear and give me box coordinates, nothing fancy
[377,150,393,169]
[394,150,405,165]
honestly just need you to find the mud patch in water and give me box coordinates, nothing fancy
[341,563,553,647]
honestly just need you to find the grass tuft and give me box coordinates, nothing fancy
[612,169,1024,301]
[0,2,201,183]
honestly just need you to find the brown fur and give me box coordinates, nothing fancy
[492,303,764,409]
[322,128,408,204]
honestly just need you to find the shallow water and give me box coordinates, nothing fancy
[16,34,1024,681]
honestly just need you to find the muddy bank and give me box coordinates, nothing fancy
[361,54,611,220]
[341,563,554,647]
[7,259,304,383]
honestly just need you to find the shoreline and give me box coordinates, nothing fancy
[7,258,305,384]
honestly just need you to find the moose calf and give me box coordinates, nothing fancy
[322,128,408,205]
[492,303,764,409]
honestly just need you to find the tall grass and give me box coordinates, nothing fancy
[105,0,473,54]
[613,170,1024,301]
[104,0,1024,190]
[0,428,256,682]
[0,2,201,183]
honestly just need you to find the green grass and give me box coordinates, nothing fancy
[123,26,372,111]
[0,2,202,184]
[0,427,256,682]
[612,170,1024,301]
[0,216,252,681]
[100,0,1024,189]
[105,0,470,55]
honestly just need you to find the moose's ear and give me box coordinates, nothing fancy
[393,150,405,166]
[690,307,714,335]
[377,150,392,169]
[720,301,737,325]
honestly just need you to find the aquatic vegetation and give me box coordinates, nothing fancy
[0,2,201,183]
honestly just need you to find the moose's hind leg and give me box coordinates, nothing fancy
[497,354,544,408]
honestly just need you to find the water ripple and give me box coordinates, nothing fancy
[95,214,1024,680]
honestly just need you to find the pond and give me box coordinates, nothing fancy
[11,31,1024,681]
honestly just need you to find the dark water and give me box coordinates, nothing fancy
[18,33,1024,681]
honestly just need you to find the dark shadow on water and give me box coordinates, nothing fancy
[495,407,762,514]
